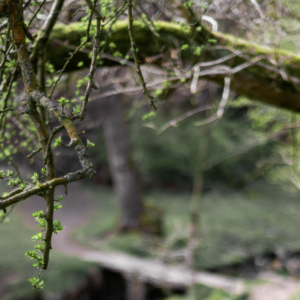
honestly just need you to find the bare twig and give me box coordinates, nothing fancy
[80,0,102,120]
[49,12,93,99]
[157,105,215,135]
[127,0,156,110]
[27,147,42,159]
[194,76,231,126]
[249,0,265,20]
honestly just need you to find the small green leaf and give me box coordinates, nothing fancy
[87,139,95,148]
[25,250,37,259]
[142,111,156,121]
[53,219,64,234]
[28,277,39,284]
[54,136,63,147]
[31,172,39,183]
[54,203,63,211]
[32,232,43,242]
[6,170,13,177]
[57,97,69,106]
[208,39,217,44]
[77,61,84,67]
[19,183,26,190]
[32,210,44,219]
[37,218,46,228]
[181,44,189,51]
[72,106,80,115]
[35,243,44,252]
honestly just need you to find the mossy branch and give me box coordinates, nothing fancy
[45,20,300,112]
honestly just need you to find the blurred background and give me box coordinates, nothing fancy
[1,0,300,300]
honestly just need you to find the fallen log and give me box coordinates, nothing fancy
[81,250,245,295]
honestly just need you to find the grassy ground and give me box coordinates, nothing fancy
[164,283,249,300]
[73,180,300,270]
[2,179,300,299]
[0,209,95,300]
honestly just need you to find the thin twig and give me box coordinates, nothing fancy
[49,12,93,99]
[27,147,42,159]
[85,0,105,20]
[194,76,231,126]
[157,105,215,135]
[80,0,102,120]
[43,124,63,164]
[127,0,156,110]
[28,0,47,27]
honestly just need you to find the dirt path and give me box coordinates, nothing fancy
[17,183,300,299]
[249,272,300,300]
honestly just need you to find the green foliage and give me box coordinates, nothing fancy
[7,178,20,187]
[194,46,202,56]
[208,39,217,44]
[236,96,300,189]
[86,139,95,148]
[32,211,44,219]
[31,232,43,242]
[53,219,64,234]
[36,218,46,229]
[28,277,45,290]
[54,136,63,147]
[45,61,55,74]
[72,106,80,115]
[57,97,69,106]
[6,170,13,177]
[142,111,156,121]
[31,172,39,184]
[181,44,189,51]
[123,106,270,189]
[0,209,95,299]
[19,183,26,190]
[77,61,84,67]
[25,250,37,259]
[0,209,10,224]
[54,202,63,210]
[25,196,64,289]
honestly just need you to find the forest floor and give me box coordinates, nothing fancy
[17,181,300,300]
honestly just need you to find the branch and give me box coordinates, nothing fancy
[194,76,231,126]
[127,0,156,110]
[27,147,42,159]
[84,0,105,20]
[80,0,102,120]
[6,0,95,273]
[157,105,215,135]
[0,167,96,211]
[45,20,300,112]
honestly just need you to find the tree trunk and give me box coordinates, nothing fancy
[102,95,143,230]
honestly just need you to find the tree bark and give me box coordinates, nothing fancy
[102,94,143,230]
